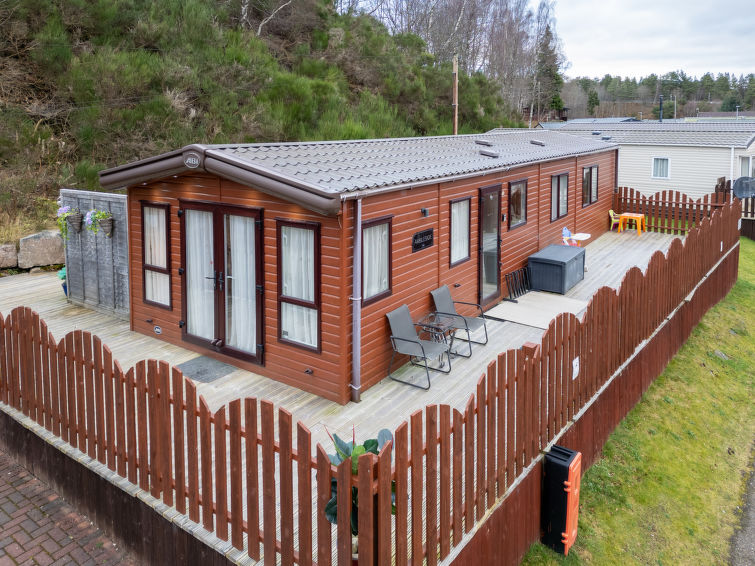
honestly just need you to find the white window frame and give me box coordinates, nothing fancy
[449,198,471,266]
[740,156,752,178]
[652,157,670,179]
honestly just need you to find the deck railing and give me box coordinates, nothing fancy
[0,198,742,565]
[612,187,730,235]
[741,196,755,219]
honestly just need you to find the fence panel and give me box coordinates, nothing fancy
[0,197,742,565]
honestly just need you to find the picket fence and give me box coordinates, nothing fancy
[0,198,742,565]
[612,186,729,235]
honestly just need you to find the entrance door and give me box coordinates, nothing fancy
[479,185,501,305]
[182,203,263,363]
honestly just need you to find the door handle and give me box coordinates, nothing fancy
[205,273,217,290]
[217,271,224,291]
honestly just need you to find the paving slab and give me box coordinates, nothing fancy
[0,449,140,566]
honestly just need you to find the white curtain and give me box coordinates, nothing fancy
[551,176,559,219]
[186,209,215,341]
[144,206,170,306]
[225,215,256,354]
[363,222,389,300]
[450,200,469,264]
[591,167,598,201]
[280,225,316,347]
[559,175,568,216]
[741,157,751,178]
[653,158,669,178]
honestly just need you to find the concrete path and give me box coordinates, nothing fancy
[0,449,139,566]
[731,444,755,566]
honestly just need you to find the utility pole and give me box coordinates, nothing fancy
[452,55,458,135]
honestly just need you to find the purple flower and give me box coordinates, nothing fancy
[84,211,94,226]
[57,205,71,217]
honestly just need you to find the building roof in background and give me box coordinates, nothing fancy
[696,111,755,118]
[530,121,755,148]
[538,117,640,129]
[99,130,616,214]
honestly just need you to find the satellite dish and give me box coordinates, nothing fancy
[733,176,755,199]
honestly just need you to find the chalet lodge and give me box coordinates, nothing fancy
[98,130,618,404]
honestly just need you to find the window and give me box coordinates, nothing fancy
[508,180,527,229]
[582,166,598,206]
[362,217,392,304]
[740,156,752,178]
[652,157,670,178]
[450,198,470,266]
[551,173,568,221]
[278,221,320,350]
[142,203,171,308]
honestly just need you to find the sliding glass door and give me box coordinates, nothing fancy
[181,202,263,363]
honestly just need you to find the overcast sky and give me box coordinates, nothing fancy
[551,0,754,80]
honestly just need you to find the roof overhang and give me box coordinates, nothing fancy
[98,145,343,216]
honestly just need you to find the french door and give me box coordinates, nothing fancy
[180,202,263,364]
[479,185,501,306]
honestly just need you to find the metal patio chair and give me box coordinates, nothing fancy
[430,285,489,358]
[386,304,451,390]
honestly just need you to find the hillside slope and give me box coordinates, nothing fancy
[0,0,521,242]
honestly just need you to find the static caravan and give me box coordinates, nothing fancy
[530,121,755,199]
[99,131,617,404]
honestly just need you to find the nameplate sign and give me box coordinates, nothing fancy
[411,229,434,252]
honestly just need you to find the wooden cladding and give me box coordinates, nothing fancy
[128,176,348,403]
[0,198,740,565]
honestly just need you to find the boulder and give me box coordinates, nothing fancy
[17,230,64,269]
[0,243,16,268]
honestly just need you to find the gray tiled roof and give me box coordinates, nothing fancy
[528,121,755,148]
[205,130,615,194]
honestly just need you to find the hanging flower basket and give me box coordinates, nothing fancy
[84,209,113,236]
[98,216,114,237]
[67,211,83,233]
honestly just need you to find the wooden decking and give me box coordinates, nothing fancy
[0,230,677,450]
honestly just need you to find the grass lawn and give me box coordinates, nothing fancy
[522,237,755,566]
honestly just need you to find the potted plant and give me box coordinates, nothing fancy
[58,266,67,296]
[324,427,393,564]
[56,206,81,241]
[84,209,114,237]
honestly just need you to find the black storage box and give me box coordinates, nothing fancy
[541,445,582,555]
[528,245,585,294]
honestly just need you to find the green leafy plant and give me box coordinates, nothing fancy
[84,209,112,234]
[56,205,79,241]
[324,427,394,537]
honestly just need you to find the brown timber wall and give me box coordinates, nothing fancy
[0,197,739,565]
[358,151,616,389]
[128,174,349,403]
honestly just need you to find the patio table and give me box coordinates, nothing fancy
[417,312,457,364]
[618,212,647,235]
